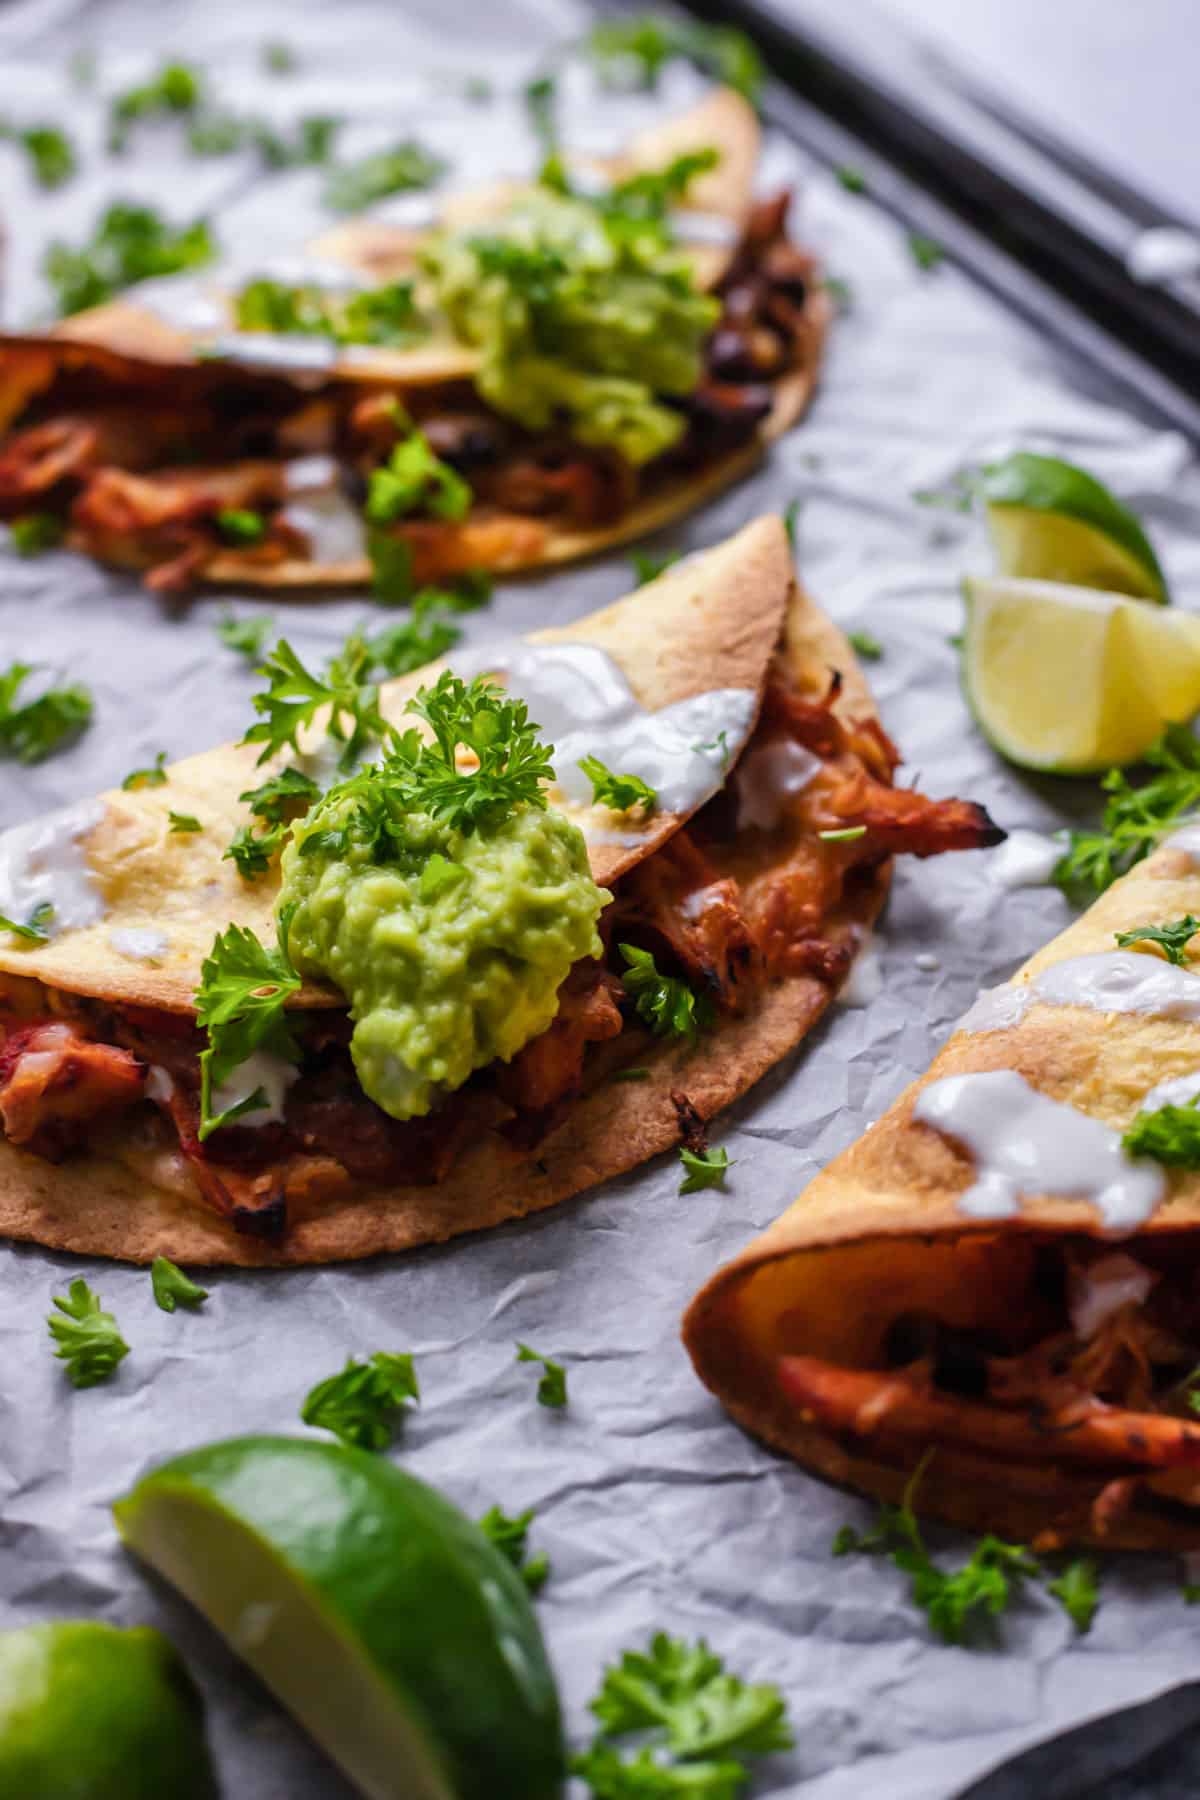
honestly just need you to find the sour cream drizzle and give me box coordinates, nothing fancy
[210,1050,298,1128]
[452,641,757,823]
[959,950,1200,1034]
[986,828,1063,890]
[0,799,106,936]
[913,1069,1165,1231]
[108,926,169,964]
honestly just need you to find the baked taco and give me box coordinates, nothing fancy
[0,92,827,594]
[684,819,1200,1550]
[0,519,998,1266]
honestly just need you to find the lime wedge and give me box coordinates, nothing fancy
[114,1436,564,1800]
[963,576,1200,773]
[979,451,1168,602]
[0,1620,217,1799]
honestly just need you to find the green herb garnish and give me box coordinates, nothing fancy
[783,498,801,549]
[478,1505,550,1593]
[579,756,657,815]
[1115,915,1200,966]
[8,513,64,556]
[109,60,202,152]
[216,507,266,545]
[44,203,214,316]
[679,1145,731,1193]
[323,139,445,213]
[848,630,883,661]
[194,923,302,1138]
[630,548,680,586]
[1123,1096,1200,1168]
[1055,727,1200,900]
[48,1279,129,1388]
[4,124,77,188]
[0,663,92,762]
[619,943,714,1042]
[908,232,945,272]
[301,1352,419,1450]
[241,637,388,769]
[150,1257,208,1313]
[366,432,472,526]
[835,164,868,194]
[523,73,558,159]
[516,1342,567,1409]
[1047,1557,1099,1634]
[819,826,867,843]
[216,610,275,662]
[572,1631,790,1795]
[586,15,764,104]
[262,41,297,74]
[122,751,167,790]
[168,811,203,834]
[0,902,54,944]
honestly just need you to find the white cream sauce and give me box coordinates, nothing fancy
[210,1050,298,1128]
[204,333,339,374]
[280,486,366,563]
[1140,1069,1200,1113]
[0,799,106,936]
[145,1065,175,1105]
[987,828,1063,890]
[913,1069,1164,1230]
[1068,1253,1156,1340]
[452,641,757,822]
[960,950,1200,1035]
[1125,226,1200,285]
[108,926,169,964]
[1165,819,1200,862]
[284,454,340,495]
[734,740,821,831]
[838,935,883,1008]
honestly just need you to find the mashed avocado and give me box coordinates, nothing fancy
[277,789,608,1121]
[422,186,719,466]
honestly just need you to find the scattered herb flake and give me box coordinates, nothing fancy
[908,232,945,272]
[122,751,168,790]
[630,548,681,586]
[48,1278,129,1388]
[44,203,214,316]
[1055,727,1200,901]
[516,1342,568,1409]
[0,663,92,763]
[0,902,53,944]
[619,942,714,1043]
[819,826,867,843]
[1047,1557,1099,1634]
[783,498,801,549]
[168,811,203,834]
[579,755,657,814]
[479,1505,550,1593]
[323,138,445,213]
[1115,914,1200,966]
[301,1352,419,1450]
[8,514,64,556]
[216,507,267,545]
[847,630,883,661]
[194,923,302,1138]
[262,40,297,74]
[586,15,764,104]
[679,1145,732,1193]
[216,610,275,662]
[150,1256,208,1313]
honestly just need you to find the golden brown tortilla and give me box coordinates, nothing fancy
[0,517,890,1265]
[1,90,827,590]
[684,842,1200,1550]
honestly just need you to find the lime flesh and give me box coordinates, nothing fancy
[980,451,1168,603]
[114,1435,564,1800]
[963,576,1200,773]
[0,1621,217,1800]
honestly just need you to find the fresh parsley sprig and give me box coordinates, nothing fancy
[366,432,472,527]
[301,1352,420,1450]
[1123,1095,1200,1168]
[619,944,714,1043]
[479,1505,550,1593]
[580,756,657,815]
[150,1256,208,1313]
[573,1632,791,1795]
[44,202,214,316]
[194,924,302,1138]
[1055,727,1200,901]
[516,1343,568,1409]
[48,1279,129,1388]
[241,637,389,770]
[1115,915,1200,966]
[0,662,92,763]
[216,610,275,663]
[398,671,555,835]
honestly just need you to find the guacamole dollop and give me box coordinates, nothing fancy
[277,791,608,1121]
[422,188,719,466]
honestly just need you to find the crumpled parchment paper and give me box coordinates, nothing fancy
[3,1,1200,1794]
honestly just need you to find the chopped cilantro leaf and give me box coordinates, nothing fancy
[579,755,657,814]
[122,750,168,790]
[44,203,214,316]
[216,610,274,662]
[694,730,731,771]
[258,114,340,169]
[224,823,284,879]
[48,1278,129,1387]
[1047,1557,1099,1633]
[8,514,64,556]
[366,432,472,526]
[234,275,425,346]
[262,40,297,74]
[301,1352,419,1450]
[0,662,92,763]
[323,139,445,213]
[516,1342,567,1408]
[1055,727,1200,901]
[908,232,945,272]
[1115,914,1200,966]
[216,507,266,545]
[194,923,302,1138]
[783,498,800,549]
[848,630,883,661]
[819,826,867,843]
[587,16,764,104]
[11,125,77,189]
[1123,1095,1200,1168]
[367,528,414,605]
[150,1256,208,1313]
[478,1505,550,1593]
[240,765,322,823]
[619,943,714,1042]
[108,60,202,152]
[241,637,388,769]
[168,811,203,834]
[679,1145,732,1193]
[0,901,53,944]
[835,164,867,194]
[631,548,680,586]
[823,274,854,311]
[833,1455,1038,1642]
